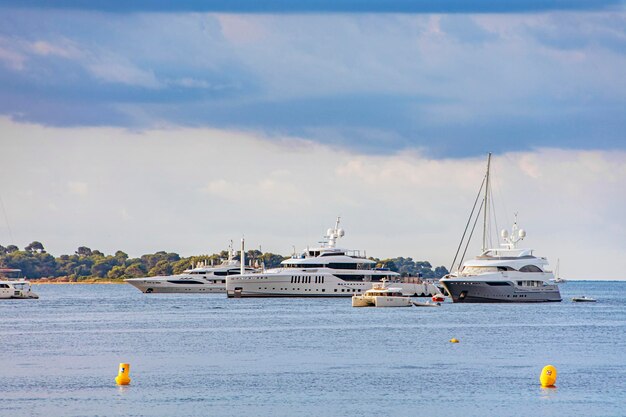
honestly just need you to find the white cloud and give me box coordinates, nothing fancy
[0,117,624,280]
[0,38,26,70]
[86,59,161,88]
[29,40,80,58]
[67,181,88,195]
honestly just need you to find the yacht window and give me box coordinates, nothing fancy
[328,263,357,270]
[462,266,498,274]
[497,266,516,271]
[520,265,543,273]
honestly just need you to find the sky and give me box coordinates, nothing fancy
[0,1,625,279]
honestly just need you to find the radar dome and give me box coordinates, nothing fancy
[338,228,345,237]
[519,229,526,238]
[501,229,509,239]
[326,228,333,236]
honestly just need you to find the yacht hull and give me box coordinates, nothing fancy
[125,279,224,294]
[227,273,439,298]
[440,280,561,303]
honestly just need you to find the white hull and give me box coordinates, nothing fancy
[373,296,412,307]
[125,278,225,294]
[352,295,412,307]
[440,272,561,303]
[0,281,39,299]
[227,271,438,298]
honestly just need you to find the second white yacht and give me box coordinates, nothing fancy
[439,154,561,303]
[126,243,256,294]
[226,218,438,298]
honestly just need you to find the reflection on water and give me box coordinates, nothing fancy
[1,281,625,417]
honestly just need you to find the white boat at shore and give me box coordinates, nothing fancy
[0,269,39,299]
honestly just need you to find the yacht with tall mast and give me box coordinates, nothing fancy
[226,218,438,298]
[439,153,561,303]
[125,242,256,294]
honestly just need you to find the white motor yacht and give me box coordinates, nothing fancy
[439,154,561,303]
[126,243,256,294]
[352,281,412,307]
[0,269,39,299]
[226,218,439,298]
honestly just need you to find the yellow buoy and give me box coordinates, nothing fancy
[115,363,131,386]
[450,338,459,343]
[540,365,557,387]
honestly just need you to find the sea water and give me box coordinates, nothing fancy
[0,281,624,417]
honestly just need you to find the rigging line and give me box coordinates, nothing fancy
[0,192,14,243]
[449,175,486,273]
[492,156,511,228]
[459,199,484,272]
[490,184,499,249]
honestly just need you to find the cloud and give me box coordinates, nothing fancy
[1,0,622,13]
[0,118,625,279]
[67,181,88,195]
[0,10,624,157]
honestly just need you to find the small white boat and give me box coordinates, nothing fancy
[0,269,39,299]
[572,296,596,302]
[352,281,412,307]
[412,301,441,307]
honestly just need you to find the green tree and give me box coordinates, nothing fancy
[91,257,117,278]
[172,258,192,274]
[148,260,173,276]
[25,241,45,253]
[76,246,92,256]
[107,265,126,279]
[124,263,146,278]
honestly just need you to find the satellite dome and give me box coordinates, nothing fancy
[338,228,345,237]
[519,229,526,238]
[326,228,333,236]
[501,229,509,239]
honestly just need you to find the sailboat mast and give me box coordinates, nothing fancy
[482,152,492,252]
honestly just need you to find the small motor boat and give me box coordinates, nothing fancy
[432,294,445,303]
[412,301,441,307]
[572,296,596,302]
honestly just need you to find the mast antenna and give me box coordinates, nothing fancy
[482,152,492,252]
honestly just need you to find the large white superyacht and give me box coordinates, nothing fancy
[226,218,438,298]
[126,243,256,294]
[438,154,561,303]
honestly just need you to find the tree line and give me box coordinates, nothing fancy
[0,241,448,281]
